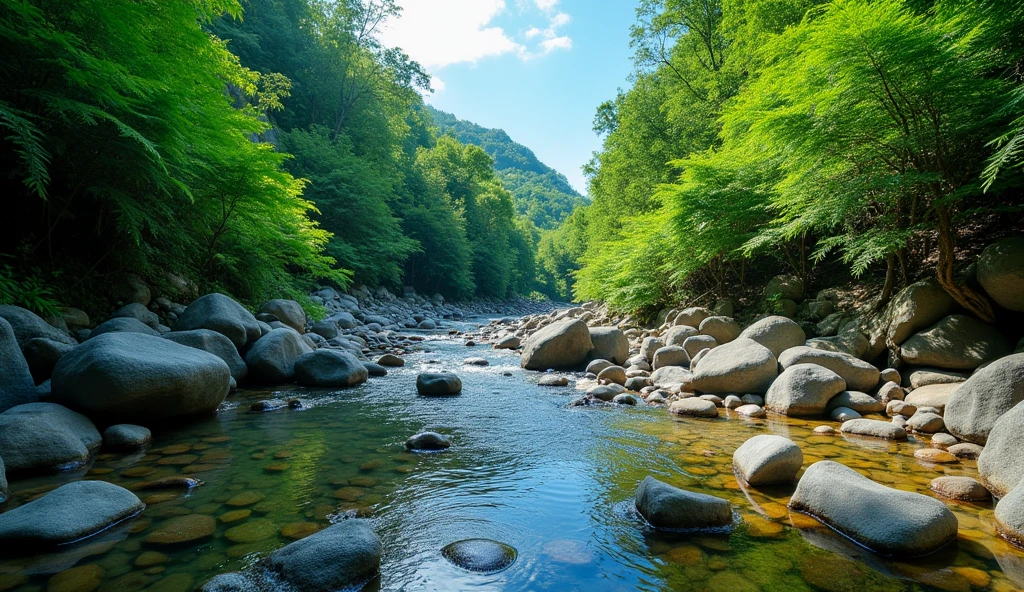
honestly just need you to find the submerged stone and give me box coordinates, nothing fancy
[441,538,517,573]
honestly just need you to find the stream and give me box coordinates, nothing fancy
[1,322,1023,591]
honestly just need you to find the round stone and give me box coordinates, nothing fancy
[914,448,958,464]
[226,491,265,507]
[441,539,517,573]
[225,519,278,544]
[930,476,990,501]
[144,515,215,545]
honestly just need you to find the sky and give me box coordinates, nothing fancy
[380,0,639,196]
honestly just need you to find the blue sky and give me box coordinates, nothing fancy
[381,0,639,195]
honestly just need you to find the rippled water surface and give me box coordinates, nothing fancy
[2,330,1024,591]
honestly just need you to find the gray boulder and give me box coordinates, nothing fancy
[0,305,76,347]
[977,237,1024,312]
[493,335,521,350]
[904,367,969,388]
[650,366,692,389]
[652,345,689,369]
[406,431,451,451]
[521,319,593,370]
[945,353,1024,445]
[364,363,387,377]
[294,350,368,388]
[244,328,312,384]
[840,418,907,440]
[673,307,712,329]
[699,316,741,344]
[930,476,990,501]
[103,424,151,451]
[267,520,381,591]
[640,337,665,362]
[52,332,230,423]
[165,329,248,381]
[597,365,626,386]
[0,402,100,473]
[588,327,629,365]
[175,293,261,350]
[778,346,880,392]
[978,400,1024,497]
[996,483,1024,548]
[310,320,338,340]
[882,278,957,347]
[21,337,74,385]
[258,299,306,334]
[826,391,885,415]
[0,480,144,548]
[635,476,732,529]
[327,311,358,330]
[664,325,699,347]
[738,316,806,358]
[904,383,958,412]
[377,354,405,367]
[669,398,719,418]
[900,315,1010,370]
[0,318,36,412]
[764,275,804,301]
[88,317,161,339]
[789,461,958,556]
[416,373,462,396]
[830,407,861,422]
[111,302,161,330]
[538,374,569,387]
[765,364,846,416]
[732,434,803,485]
[907,411,945,433]
[682,335,718,359]
[691,338,777,395]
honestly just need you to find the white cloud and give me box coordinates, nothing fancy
[380,0,573,91]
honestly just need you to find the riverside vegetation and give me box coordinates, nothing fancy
[4,0,1024,591]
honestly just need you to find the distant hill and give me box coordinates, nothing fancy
[427,106,588,229]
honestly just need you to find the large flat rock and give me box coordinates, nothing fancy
[0,481,144,548]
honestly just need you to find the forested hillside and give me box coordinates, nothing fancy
[428,107,588,229]
[0,0,560,313]
[544,0,1024,317]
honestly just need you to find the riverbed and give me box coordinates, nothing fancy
[1,330,1023,591]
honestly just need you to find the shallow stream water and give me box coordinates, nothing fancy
[1,328,1023,591]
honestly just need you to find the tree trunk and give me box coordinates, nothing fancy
[874,254,896,312]
[935,207,995,322]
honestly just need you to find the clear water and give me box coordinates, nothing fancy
[1,334,1023,591]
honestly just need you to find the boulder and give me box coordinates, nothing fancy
[907,411,945,433]
[52,332,230,423]
[520,319,593,370]
[406,432,451,451]
[597,366,627,386]
[904,383,958,412]
[949,442,984,459]
[416,373,462,396]
[640,337,665,363]
[664,325,699,347]
[732,435,803,485]
[377,354,405,367]
[691,338,778,395]
[417,319,436,330]
[267,521,381,591]
[840,419,907,440]
[493,335,521,350]
[977,237,1024,312]
[174,293,262,350]
[886,400,916,418]
[61,307,90,332]
[900,315,1010,370]
[294,350,368,388]
[164,329,248,381]
[738,316,806,358]
[699,316,741,344]
[0,305,76,347]
[674,307,712,329]
[586,359,612,375]
[0,403,100,473]
[258,299,306,334]
[0,480,144,548]
[830,407,861,422]
[652,345,689,370]
[588,385,623,402]
[904,367,969,388]
[650,366,692,389]
[635,476,732,529]
[538,374,568,387]
[978,400,1024,497]
[103,424,151,451]
[930,476,990,502]
[764,275,804,302]
[111,302,161,330]
[682,335,718,360]
[310,320,338,340]
[441,539,517,573]
[876,382,905,404]
[21,336,74,385]
[735,404,766,418]
[88,317,161,339]
[826,391,885,415]
[363,363,387,377]
[765,364,846,416]
[613,393,641,405]
[778,346,880,392]
[996,483,1024,547]
[588,327,628,365]
[668,398,719,418]
[882,278,957,347]
[690,348,711,369]
[945,353,1024,445]
[0,318,36,412]
[244,328,312,384]
[789,461,958,556]
[327,311,358,330]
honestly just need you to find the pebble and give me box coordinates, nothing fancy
[226,491,265,507]
[914,448,958,464]
[144,515,216,545]
[225,518,278,543]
